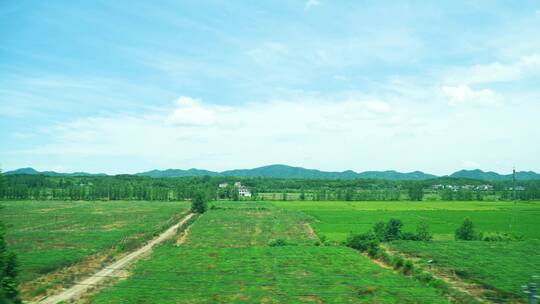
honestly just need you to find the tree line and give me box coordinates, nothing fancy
[1,174,539,201]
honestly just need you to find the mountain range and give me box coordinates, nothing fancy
[4,165,540,181]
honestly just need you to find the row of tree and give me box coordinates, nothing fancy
[1,174,539,201]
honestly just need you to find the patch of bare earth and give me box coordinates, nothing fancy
[303,223,319,241]
[298,295,323,303]
[22,248,122,302]
[35,213,195,304]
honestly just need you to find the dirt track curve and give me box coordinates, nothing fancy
[38,213,195,304]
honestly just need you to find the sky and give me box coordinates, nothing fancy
[1,1,539,175]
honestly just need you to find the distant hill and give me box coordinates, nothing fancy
[449,169,540,181]
[4,167,107,177]
[135,168,218,178]
[5,165,539,181]
[137,164,436,180]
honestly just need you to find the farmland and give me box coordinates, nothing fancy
[0,200,189,299]
[91,202,448,303]
[273,200,540,300]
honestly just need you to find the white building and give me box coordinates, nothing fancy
[238,186,252,197]
[233,181,252,197]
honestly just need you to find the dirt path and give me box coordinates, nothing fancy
[38,213,195,304]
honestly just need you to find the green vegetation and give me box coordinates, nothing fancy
[390,240,540,300]
[0,225,21,304]
[454,218,477,240]
[0,200,189,284]
[3,173,540,202]
[92,202,447,303]
[190,192,208,214]
[274,200,540,300]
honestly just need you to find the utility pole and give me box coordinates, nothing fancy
[523,276,539,304]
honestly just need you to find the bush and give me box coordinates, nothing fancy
[345,233,379,253]
[400,232,419,241]
[414,271,434,283]
[385,218,403,241]
[392,256,404,270]
[268,239,288,247]
[455,218,476,240]
[415,222,432,241]
[366,241,381,258]
[402,260,414,275]
[481,232,518,242]
[373,221,386,241]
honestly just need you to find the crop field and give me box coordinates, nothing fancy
[272,201,540,241]
[273,200,540,300]
[0,200,189,295]
[92,202,447,303]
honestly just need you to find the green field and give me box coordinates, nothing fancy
[273,200,540,300]
[92,202,448,303]
[272,201,540,241]
[0,200,189,284]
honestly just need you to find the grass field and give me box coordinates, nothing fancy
[92,202,448,303]
[273,200,540,300]
[0,200,189,284]
[272,201,540,241]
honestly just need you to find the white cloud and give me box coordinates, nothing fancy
[445,54,540,84]
[305,0,320,9]
[441,85,502,107]
[23,96,423,172]
[165,96,218,126]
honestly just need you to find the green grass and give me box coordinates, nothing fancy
[390,240,540,299]
[273,200,540,300]
[92,202,447,303]
[0,200,189,282]
[272,200,540,241]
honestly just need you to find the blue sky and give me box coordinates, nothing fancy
[1,1,539,175]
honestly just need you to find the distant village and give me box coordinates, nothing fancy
[430,184,525,191]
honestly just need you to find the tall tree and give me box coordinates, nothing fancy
[0,225,21,304]
[191,192,208,214]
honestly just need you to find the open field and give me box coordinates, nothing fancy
[273,200,540,300]
[0,200,189,297]
[92,202,448,303]
[272,201,540,241]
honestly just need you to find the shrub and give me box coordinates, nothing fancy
[268,239,288,247]
[402,260,414,275]
[392,256,404,270]
[455,218,476,240]
[414,271,434,283]
[345,233,379,252]
[366,241,381,258]
[373,221,386,241]
[415,222,432,241]
[481,232,516,242]
[400,232,419,240]
[385,218,403,241]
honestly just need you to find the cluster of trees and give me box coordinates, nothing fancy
[1,173,539,202]
[346,219,432,256]
[0,175,215,201]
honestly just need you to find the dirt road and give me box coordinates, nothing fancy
[38,213,195,304]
